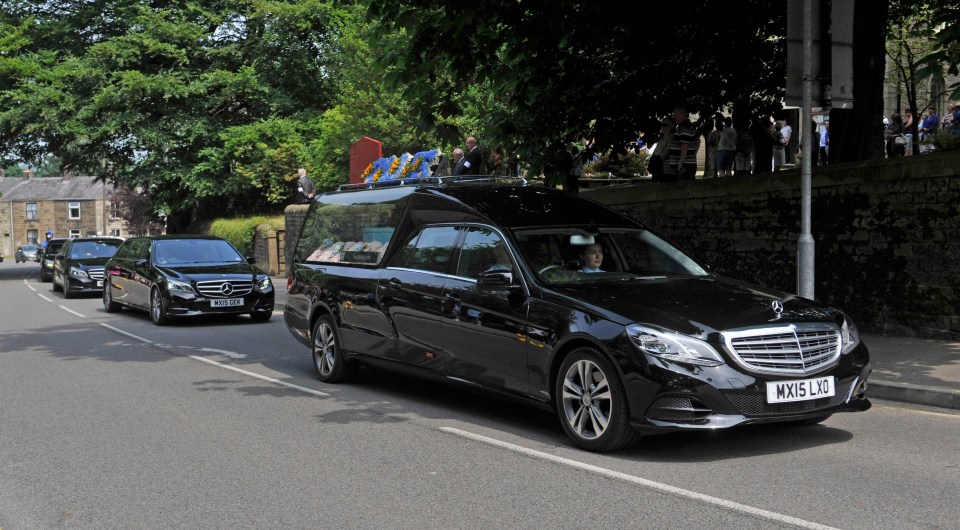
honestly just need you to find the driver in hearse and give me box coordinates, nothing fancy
[579,242,604,273]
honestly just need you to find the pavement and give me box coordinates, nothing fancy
[862,333,960,410]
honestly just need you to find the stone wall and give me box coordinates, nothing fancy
[583,151,960,338]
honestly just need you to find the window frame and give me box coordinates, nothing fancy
[68,201,81,220]
[25,202,38,221]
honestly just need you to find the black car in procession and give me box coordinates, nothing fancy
[103,235,275,325]
[40,238,68,282]
[53,237,124,298]
[284,178,871,452]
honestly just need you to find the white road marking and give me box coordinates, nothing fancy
[94,324,327,397]
[59,305,85,318]
[26,284,36,292]
[98,323,155,344]
[196,347,246,359]
[439,427,840,530]
[187,355,329,397]
[37,293,53,302]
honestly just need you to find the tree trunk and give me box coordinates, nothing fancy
[830,0,889,163]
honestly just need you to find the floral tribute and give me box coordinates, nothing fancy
[361,150,439,183]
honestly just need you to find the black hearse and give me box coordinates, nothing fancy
[284,177,870,451]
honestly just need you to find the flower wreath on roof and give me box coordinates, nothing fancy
[361,150,440,183]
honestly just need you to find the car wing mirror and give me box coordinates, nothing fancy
[477,270,516,290]
[135,258,148,267]
[246,256,256,264]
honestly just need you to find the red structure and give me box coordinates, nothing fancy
[349,137,383,184]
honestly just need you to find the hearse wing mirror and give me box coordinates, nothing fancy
[477,270,515,290]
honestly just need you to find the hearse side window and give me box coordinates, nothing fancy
[299,201,399,266]
[391,226,460,274]
[456,227,513,279]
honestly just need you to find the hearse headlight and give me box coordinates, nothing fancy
[69,267,89,279]
[627,324,725,367]
[166,279,195,294]
[840,311,860,354]
[255,274,273,292]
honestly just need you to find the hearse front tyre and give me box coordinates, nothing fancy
[555,348,641,452]
[312,315,356,383]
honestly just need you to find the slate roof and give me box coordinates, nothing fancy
[0,176,112,201]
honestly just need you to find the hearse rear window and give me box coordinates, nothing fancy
[298,198,402,266]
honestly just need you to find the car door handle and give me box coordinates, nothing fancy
[442,293,460,302]
[387,278,403,289]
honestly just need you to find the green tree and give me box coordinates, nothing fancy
[1,0,346,231]
[367,1,788,168]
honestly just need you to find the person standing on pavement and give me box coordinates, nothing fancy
[818,118,830,165]
[716,117,737,177]
[295,168,316,204]
[454,136,482,176]
[450,148,465,176]
[704,117,722,178]
[781,117,796,165]
[773,121,786,171]
[666,106,699,181]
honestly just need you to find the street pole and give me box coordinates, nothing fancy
[798,0,815,299]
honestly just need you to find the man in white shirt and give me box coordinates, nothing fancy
[781,118,795,164]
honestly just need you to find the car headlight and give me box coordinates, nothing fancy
[839,311,860,354]
[627,324,725,367]
[69,267,89,279]
[166,279,195,294]
[255,275,273,292]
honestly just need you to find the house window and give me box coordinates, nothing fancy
[109,229,121,237]
[69,229,81,238]
[68,201,81,220]
[26,203,38,221]
[27,229,38,245]
[109,202,120,219]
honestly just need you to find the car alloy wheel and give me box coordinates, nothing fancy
[151,288,168,325]
[556,349,640,452]
[312,316,355,383]
[103,283,120,313]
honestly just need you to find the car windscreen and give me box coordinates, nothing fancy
[67,241,121,259]
[513,227,709,285]
[22,245,38,251]
[153,239,244,265]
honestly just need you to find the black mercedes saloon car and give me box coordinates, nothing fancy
[284,177,871,452]
[53,237,124,297]
[103,235,274,325]
[40,238,68,282]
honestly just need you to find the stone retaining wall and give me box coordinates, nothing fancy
[583,151,960,338]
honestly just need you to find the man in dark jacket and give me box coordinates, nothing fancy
[454,136,482,176]
[296,168,316,203]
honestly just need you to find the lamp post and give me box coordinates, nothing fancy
[798,0,815,300]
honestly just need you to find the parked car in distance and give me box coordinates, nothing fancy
[52,237,124,298]
[284,177,871,452]
[15,244,40,263]
[39,238,68,282]
[103,235,274,325]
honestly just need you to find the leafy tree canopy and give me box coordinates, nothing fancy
[1,0,347,228]
[367,0,787,166]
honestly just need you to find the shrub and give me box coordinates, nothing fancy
[583,150,649,177]
[209,215,285,255]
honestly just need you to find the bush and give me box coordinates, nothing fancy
[209,215,285,255]
[931,128,960,152]
[583,150,649,177]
